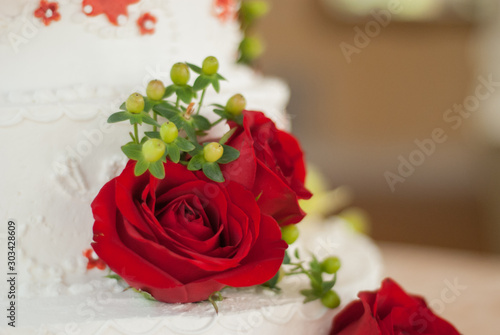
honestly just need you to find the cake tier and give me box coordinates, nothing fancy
[0,67,289,298]
[0,0,241,93]
[6,220,382,335]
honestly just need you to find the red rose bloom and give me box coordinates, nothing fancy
[91,161,286,303]
[222,111,312,226]
[330,278,461,335]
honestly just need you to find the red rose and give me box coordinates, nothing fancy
[91,161,287,303]
[330,278,461,335]
[222,111,312,226]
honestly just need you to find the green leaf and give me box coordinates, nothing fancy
[186,62,202,74]
[134,159,149,176]
[132,288,157,302]
[145,131,161,139]
[212,108,228,119]
[119,102,127,111]
[283,250,291,265]
[322,278,336,295]
[148,160,165,179]
[192,115,211,131]
[176,86,194,104]
[219,127,237,145]
[203,162,224,182]
[163,85,176,98]
[153,103,180,120]
[216,73,226,81]
[193,75,211,91]
[187,153,205,171]
[141,113,161,127]
[105,274,122,281]
[294,248,301,260]
[108,111,131,123]
[129,114,143,125]
[211,78,220,93]
[300,289,320,303]
[175,137,196,152]
[181,120,197,142]
[218,145,240,164]
[265,269,282,289]
[167,143,180,163]
[143,97,153,112]
[121,143,143,161]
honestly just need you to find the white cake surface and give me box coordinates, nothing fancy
[7,220,382,335]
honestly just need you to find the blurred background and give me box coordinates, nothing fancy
[246,0,500,253]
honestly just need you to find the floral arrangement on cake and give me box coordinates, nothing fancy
[89,56,342,309]
[87,56,462,334]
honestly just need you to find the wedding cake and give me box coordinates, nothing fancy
[0,1,381,334]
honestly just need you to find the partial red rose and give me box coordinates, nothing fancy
[221,110,312,226]
[91,161,286,303]
[330,278,461,335]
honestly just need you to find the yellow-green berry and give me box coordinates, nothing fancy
[281,225,299,245]
[321,257,341,274]
[142,139,165,163]
[126,93,145,114]
[202,56,219,75]
[225,94,246,116]
[204,142,224,162]
[160,122,178,144]
[321,290,340,309]
[170,63,190,86]
[146,80,166,101]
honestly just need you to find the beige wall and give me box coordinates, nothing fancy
[256,0,485,250]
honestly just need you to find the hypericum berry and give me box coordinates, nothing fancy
[204,142,224,162]
[239,36,264,61]
[321,290,340,309]
[146,79,165,101]
[281,225,299,245]
[142,139,165,163]
[225,94,246,116]
[321,257,341,274]
[160,122,178,144]
[202,56,219,75]
[126,93,145,114]
[170,62,190,86]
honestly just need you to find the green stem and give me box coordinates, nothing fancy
[175,96,180,109]
[286,263,318,287]
[196,88,207,115]
[153,113,158,132]
[134,124,139,144]
[211,117,224,127]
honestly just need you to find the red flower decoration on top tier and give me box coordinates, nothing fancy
[137,13,157,35]
[34,0,61,26]
[82,0,140,26]
[213,0,238,22]
[222,111,312,226]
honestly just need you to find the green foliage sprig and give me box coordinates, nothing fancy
[107,56,248,181]
[266,248,342,309]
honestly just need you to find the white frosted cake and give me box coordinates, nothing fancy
[0,1,381,334]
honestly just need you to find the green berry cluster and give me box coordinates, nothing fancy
[107,56,248,181]
[268,249,342,309]
[238,1,269,65]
